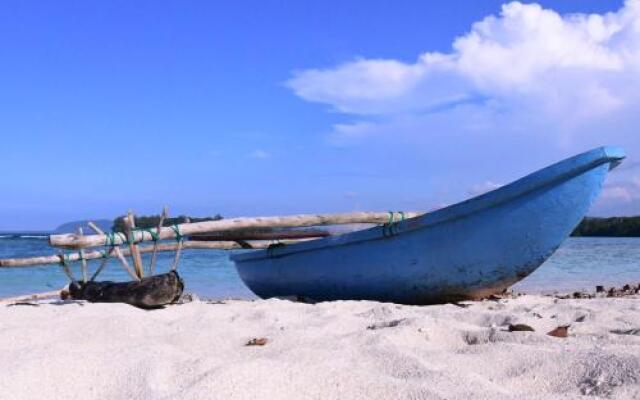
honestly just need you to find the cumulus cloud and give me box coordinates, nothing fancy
[288,1,640,137]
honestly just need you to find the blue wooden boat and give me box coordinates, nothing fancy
[231,147,625,304]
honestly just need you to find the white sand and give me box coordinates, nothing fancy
[1,295,639,400]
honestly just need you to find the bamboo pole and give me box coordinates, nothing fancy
[148,206,167,275]
[49,211,421,249]
[0,239,313,268]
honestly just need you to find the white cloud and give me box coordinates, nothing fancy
[287,1,640,137]
[287,1,640,215]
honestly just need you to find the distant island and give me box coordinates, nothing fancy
[571,216,640,237]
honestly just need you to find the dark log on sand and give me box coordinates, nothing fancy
[49,211,421,249]
[69,271,184,309]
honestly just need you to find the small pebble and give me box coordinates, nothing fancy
[547,325,570,338]
[508,324,535,332]
[246,338,268,346]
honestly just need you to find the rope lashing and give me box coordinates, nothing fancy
[170,225,183,242]
[104,232,125,247]
[143,228,159,242]
[104,232,114,247]
[388,211,395,225]
[126,229,136,246]
[383,211,406,237]
[170,225,185,271]
[383,211,394,237]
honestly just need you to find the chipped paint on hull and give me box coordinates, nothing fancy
[232,147,625,305]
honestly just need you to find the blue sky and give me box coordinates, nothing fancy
[1,0,637,230]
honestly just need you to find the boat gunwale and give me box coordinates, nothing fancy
[232,146,624,263]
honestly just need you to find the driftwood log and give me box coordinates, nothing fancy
[49,211,421,249]
[68,271,184,309]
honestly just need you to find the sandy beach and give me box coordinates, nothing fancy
[1,294,639,400]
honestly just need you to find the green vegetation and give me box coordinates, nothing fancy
[112,214,222,232]
[572,216,640,237]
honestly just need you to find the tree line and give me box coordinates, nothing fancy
[571,216,640,237]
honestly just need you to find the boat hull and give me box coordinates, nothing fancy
[232,147,624,304]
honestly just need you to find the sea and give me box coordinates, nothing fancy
[0,235,638,300]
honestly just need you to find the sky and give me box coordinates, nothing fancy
[1,0,638,230]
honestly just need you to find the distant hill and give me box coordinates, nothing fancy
[572,216,640,237]
[53,219,113,234]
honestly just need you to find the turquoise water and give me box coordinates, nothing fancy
[0,236,638,299]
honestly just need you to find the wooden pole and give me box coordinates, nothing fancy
[148,206,167,275]
[87,221,110,281]
[125,212,144,279]
[87,221,105,235]
[77,228,89,283]
[88,220,138,281]
[89,247,115,281]
[0,239,313,268]
[113,246,140,281]
[49,211,422,249]
[170,217,188,271]
[57,252,78,285]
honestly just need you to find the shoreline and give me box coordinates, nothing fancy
[3,280,639,304]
